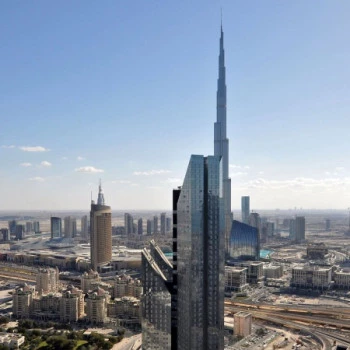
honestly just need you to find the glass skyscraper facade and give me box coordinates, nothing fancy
[50,217,62,239]
[241,196,250,224]
[177,155,224,350]
[229,220,260,261]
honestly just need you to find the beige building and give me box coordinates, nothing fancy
[60,286,85,322]
[36,267,59,295]
[234,311,252,337]
[0,333,25,349]
[90,183,112,271]
[12,284,34,319]
[263,264,283,279]
[32,294,60,320]
[86,287,110,324]
[114,274,143,298]
[81,270,101,293]
[108,296,140,327]
[334,270,350,289]
[225,267,248,292]
[291,266,332,290]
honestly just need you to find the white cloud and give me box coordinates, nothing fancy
[335,167,345,171]
[20,162,32,167]
[131,183,139,187]
[75,166,104,173]
[119,180,132,184]
[29,177,45,182]
[40,161,52,167]
[231,172,248,177]
[1,145,15,149]
[19,146,49,152]
[133,169,171,176]
[61,156,68,160]
[230,164,250,170]
[77,156,85,161]
[164,177,182,184]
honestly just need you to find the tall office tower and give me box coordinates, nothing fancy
[50,217,62,239]
[295,216,306,243]
[153,216,159,234]
[33,221,40,233]
[146,219,152,235]
[90,183,112,271]
[64,216,77,238]
[325,218,331,231]
[124,213,134,235]
[229,220,259,261]
[141,240,173,350]
[138,218,143,235]
[166,217,171,232]
[81,215,89,239]
[25,222,33,233]
[1,228,9,241]
[177,155,224,350]
[289,219,296,240]
[214,24,232,254]
[241,196,250,224]
[160,213,166,235]
[8,220,17,235]
[15,225,25,240]
[36,268,59,295]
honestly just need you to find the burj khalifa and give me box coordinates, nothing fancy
[214,23,232,254]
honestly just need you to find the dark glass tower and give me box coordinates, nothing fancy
[214,24,232,254]
[177,155,224,350]
[229,220,260,261]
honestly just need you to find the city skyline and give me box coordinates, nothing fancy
[1,2,350,210]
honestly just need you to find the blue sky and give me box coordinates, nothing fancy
[1,1,350,210]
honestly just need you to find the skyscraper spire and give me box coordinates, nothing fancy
[214,21,232,254]
[97,179,105,205]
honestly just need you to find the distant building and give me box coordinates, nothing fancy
[124,213,134,235]
[81,215,89,239]
[25,222,33,233]
[8,220,17,235]
[81,270,101,293]
[90,182,112,271]
[108,296,140,328]
[33,221,40,234]
[137,218,143,235]
[291,266,332,290]
[229,220,259,261]
[160,213,166,235]
[295,216,305,243]
[241,196,250,224]
[234,312,252,337]
[166,217,171,232]
[86,287,110,324]
[36,268,59,295]
[0,333,25,349]
[146,220,152,235]
[249,213,261,242]
[15,225,25,240]
[0,228,9,241]
[32,294,60,320]
[333,270,350,290]
[114,274,142,299]
[12,284,34,318]
[289,219,296,240]
[153,216,158,234]
[60,286,84,322]
[325,219,331,231]
[225,266,248,292]
[240,261,264,284]
[263,264,283,279]
[50,217,62,239]
[64,216,77,238]
[141,240,172,350]
[307,243,328,259]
